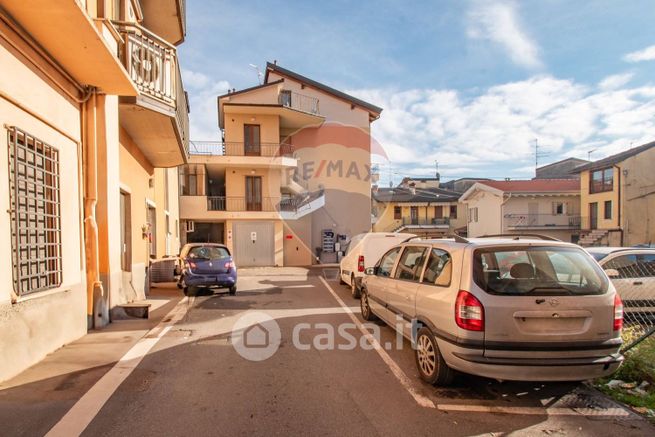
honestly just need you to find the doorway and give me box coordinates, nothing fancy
[246,176,263,211]
[590,202,598,229]
[120,191,132,271]
[244,124,261,156]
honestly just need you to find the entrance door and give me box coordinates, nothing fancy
[590,202,598,229]
[244,124,261,156]
[410,206,419,224]
[147,205,157,259]
[120,191,132,271]
[246,176,262,211]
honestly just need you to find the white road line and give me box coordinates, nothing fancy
[319,277,436,409]
[46,297,191,437]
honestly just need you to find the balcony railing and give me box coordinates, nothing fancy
[278,91,320,115]
[504,214,581,229]
[206,196,280,212]
[386,217,450,231]
[189,141,294,157]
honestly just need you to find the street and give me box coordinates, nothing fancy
[1,268,653,437]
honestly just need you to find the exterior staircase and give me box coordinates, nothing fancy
[578,229,609,247]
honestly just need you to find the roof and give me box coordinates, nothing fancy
[217,79,284,100]
[265,62,383,116]
[536,157,589,171]
[373,187,460,203]
[477,179,580,193]
[574,141,655,172]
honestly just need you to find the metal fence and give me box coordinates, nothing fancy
[604,252,655,352]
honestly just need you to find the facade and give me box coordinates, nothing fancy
[180,63,382,266]
[460,180,581,242]
[372,184,466,238]
[0,0,188,382]
[534,157,588,180]
[575,141,655,246]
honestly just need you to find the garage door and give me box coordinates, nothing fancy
[233,221,275,267]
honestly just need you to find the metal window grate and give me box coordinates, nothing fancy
[7,127,62,296]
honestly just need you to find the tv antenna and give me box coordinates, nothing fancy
[249,63,263,84]
[534,138,549,171]
[587,149,597,161]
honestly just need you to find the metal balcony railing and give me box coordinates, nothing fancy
[504,214,582,228]
[278,90,320,115]
[206,196,280,212]
[189,141,294,157]
[385,217,450,231]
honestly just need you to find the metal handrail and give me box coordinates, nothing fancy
[504,213,581,228]
[189,141,294,157]
[205,196,281,212]
[278,90,320,115]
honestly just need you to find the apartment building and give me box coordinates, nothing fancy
[460,179,582,242]
[181,62,382,266]
[575,141,655,246]
[0,0,188,382]
[372,178,466,237]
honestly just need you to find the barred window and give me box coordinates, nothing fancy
[7,127,62,296]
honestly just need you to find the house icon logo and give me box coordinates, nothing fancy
[232,312,281,361]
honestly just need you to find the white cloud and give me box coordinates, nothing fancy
[466,0,542,69]
[181,69,230,141]
[598,72,634,90]
[350,76,655,180]
[623,45,655,63]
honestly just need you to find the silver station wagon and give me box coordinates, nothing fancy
[360,236,624,385]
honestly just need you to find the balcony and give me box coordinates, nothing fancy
[504,214,581,229]
[278,91,320,115]
[386,217,451,232]
[115,21,189,167]
[188,141,297,168]
[207,197,279,212]
[140,0,186,45]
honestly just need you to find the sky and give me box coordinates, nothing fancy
[178,0,655,184]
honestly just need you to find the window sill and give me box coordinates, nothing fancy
[13,287,71,305]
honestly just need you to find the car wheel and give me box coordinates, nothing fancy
[415,326,455,386]
[360,289,377,321]
[351,275,361,299]
[229,285,237,295]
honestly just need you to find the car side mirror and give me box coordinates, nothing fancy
[365,267,376,275]
[604,268,620,278]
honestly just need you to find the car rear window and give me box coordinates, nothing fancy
[188,246,230,260]
[473,246,609,296]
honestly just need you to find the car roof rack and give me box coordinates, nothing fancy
[477,233,561,242]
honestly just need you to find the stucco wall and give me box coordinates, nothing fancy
[464,190,503,237]
[580,168,620,230]
[621,147,655,245]
[0,41,86,382]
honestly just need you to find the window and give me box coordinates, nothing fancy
[473,246,608,296]
[552,202,565,215]
[179,166,200,196]
[604,200,612,220]
[468,207,478,223]
[394,246,428,282]
[422,248,452,286]
[188,246,231,260]
[8,127,62,296]
[434,205,443,218]
[449,205,457,219]
[376,247,401,277]
[590,168,613,193]
[394,206,401,220]
[604,254,655,279]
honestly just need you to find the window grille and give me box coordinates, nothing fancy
[7,127,62,295]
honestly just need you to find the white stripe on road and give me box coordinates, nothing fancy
[46,297,192,437]
[319,277,436,409]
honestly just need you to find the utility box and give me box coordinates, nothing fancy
[321,229,335,253]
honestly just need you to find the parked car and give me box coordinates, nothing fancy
[340,232,416,298]
[586,247,655,321]
[360,236,623,385]
[175,243,237,295]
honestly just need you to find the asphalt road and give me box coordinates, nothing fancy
[2,268,654,436]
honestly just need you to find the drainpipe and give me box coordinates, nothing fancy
[82,91,105,329]
[614,164,623,245]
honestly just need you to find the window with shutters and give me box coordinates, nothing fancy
[7,127,62,296]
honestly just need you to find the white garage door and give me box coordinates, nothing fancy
[233,222,275,267]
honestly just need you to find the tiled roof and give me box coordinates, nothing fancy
[373,187,460,203]
[478,179,580,193]
[574,141,655,172]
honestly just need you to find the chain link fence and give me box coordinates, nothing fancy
[602,252,655,352]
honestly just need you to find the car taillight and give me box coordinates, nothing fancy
[614,294,623,331]
[188,261,197,270]
[455,290,484,332]
[224,261,233,270]
[358,255,365,272]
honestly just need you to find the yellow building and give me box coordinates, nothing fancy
[576,141,655,246]
[0,0,188,382]
[372,179,465,238]
[181,62,382,266]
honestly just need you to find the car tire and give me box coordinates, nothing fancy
[414,326,455,386]
[229,285,237,295]
[360,288,377,321]
[351,275,361,299]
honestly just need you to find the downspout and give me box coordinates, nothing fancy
[614,164,623,245]
[83,90,105,329]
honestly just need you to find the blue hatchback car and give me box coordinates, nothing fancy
[176,243,237,295]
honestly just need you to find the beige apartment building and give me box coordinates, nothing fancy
[181,62,382,266]
[460,179,582,242]
[0,0,188,382]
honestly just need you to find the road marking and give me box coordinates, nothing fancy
[319,276,436,409]
[46,297,191,437]
[284,284,315,289]
[437,403,631,417]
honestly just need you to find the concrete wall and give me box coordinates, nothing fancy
[0,31,86,382]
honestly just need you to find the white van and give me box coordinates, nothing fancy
[339,232,416,298]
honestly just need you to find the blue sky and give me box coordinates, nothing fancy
[179,0,655,183]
